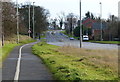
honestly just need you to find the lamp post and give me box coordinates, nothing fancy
[79,0,82,48]
[33,2,35,39]
[28,2,31,38]
[16,0,19,43]
[100,2,103,41]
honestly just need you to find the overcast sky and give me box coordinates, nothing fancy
[12,0,119,19]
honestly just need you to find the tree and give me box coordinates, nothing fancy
[57,12,66,29]
[19,4,50,37]
[59,19,63,29]
[65,13,77,35]
[85,11,90,18]
[73,26,80,37]
[104,15,119,41]
[85,11,95,20]
[2,2,17,40]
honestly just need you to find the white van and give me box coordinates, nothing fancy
[83,35,89,41]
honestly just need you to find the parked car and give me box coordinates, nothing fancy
[83,35,89,41]
[69,37,74,40]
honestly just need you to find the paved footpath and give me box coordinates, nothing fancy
[2,42,53,81]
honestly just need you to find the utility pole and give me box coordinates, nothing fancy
[100,2,103,41]
[2,26,4,46]
[79,0,82,48]
[28,2,31,38]
[0,1,4,46]
[33,2,35,39]
[16,0,19,43]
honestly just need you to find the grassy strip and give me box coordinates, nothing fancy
[0,38,36,67]
[91,41,120,44]
[0,43,19,62]
[32,42,119,80]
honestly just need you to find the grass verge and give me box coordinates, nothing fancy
[32,41,119,81]
[91,41,120,44]
[0,35,36,67]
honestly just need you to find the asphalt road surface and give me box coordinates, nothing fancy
[46,30,118,50]
[2,42,53,81]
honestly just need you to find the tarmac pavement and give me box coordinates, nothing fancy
[2,42,53,81]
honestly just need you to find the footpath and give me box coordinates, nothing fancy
[2,42,53,81]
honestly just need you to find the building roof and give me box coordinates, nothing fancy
[82,18,96,27]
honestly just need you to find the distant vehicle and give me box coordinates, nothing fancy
[65,35,69,38]
[69,37,74,40]
[83,35,89,41]
[59,39,64,42]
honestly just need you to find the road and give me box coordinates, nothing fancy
[2,42,53,81]
[46,30,118,50]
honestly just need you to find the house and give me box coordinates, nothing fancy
[82,18,107,40]
[92,22,107,40]
[82,18,96,28]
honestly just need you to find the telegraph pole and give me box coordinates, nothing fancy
[16,0,19,43]
[79,0,82,48]
[0,1,4,46]
[100,2,103,41]
[33,2,35,39]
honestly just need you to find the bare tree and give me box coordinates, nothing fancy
[105,15,119,41]
[65,13,77,35]
[2,2,17,40]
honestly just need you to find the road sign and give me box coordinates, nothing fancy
[28,30,31,33]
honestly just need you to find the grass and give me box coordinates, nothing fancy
[91,41,120,44]
[0,43,19,63]
[32,41,119,81]
[0,35,36,67]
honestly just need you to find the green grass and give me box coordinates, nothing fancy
[0,43,19,62]
[0,37,36,67]
[32,42,119,81]
[19,38,36,44]
[91,41,120,44]
[83,40,120,44]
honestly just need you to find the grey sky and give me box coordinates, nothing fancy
[12,0,119,19]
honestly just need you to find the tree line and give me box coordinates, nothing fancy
[2,2,49,41]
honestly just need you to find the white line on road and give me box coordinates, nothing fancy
[14,44,29,81]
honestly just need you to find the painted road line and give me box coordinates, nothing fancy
[14,44,29,81]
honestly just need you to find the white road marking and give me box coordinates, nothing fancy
[14,44,29,81]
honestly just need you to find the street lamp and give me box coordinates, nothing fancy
[79,0,82,48]
[16,0,19,44]
[100,2,103,41]
[33,2,35,39]
[28,2,31,38]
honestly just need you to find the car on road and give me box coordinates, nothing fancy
[59,39,64,42]
[69,37,74,40]
[83,35,89,41]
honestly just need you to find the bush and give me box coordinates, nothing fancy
[73,26,80,37]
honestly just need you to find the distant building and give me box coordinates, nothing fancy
[82,18,96,28]
[118,1,120,21]
[82,18,108,40]
[92,22,108,40]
